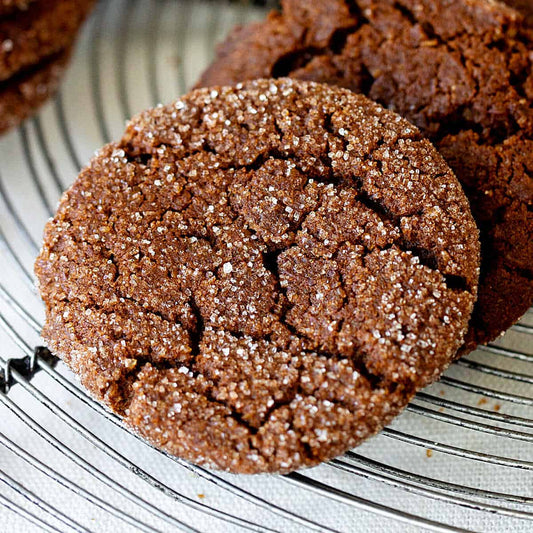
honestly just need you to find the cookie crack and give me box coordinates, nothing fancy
[123,150,152,166]
[129,356,269,440]
[202,387,264,438]
[255,358,411,464]
[188,298,204,363]
[271,1,367,78]
[365,1,530,145]
[388,241,469,293]
[502,260,533,282]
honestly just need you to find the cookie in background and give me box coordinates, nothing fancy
[0,0,95,133]
[197,0,533,354]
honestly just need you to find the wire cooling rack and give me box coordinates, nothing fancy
[0,1,531,531]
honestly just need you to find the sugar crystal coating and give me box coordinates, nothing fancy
[35,79,480,473]
[198,0,533,351]
[0,0,95,83]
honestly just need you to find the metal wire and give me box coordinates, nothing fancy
[0,307,344,533]
[0,489,63,533]
[0,1,531,532]
[0,469,88,533]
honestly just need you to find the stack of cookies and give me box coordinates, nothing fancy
[34,0,532,474]
[0,0,94,134]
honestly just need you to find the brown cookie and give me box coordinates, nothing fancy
[0,0,95,83]
[0,47,70,134]
[0,0,94,133]
[35,79,480,473]
[198,0,533,352]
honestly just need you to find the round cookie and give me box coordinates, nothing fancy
[35,79,480,473]
[0,0,95,83]
[198,0,533,352]
[0,48,71,134]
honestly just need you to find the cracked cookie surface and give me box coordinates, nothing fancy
[198,0,533,352]
[35,79,480,473]
[0,47,71,134]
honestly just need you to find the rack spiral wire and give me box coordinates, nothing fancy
[0,1,531,531]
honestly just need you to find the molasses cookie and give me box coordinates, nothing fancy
[35,79,480,473]
[0,0,95,83]
[198,0,533,352]
[0,0,94,133]
[0,48,70,134]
